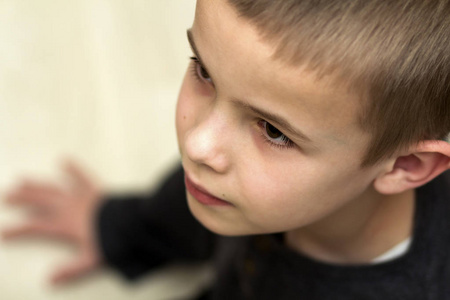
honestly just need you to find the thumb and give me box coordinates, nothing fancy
[62,159,97,192]
[51,252,99,285]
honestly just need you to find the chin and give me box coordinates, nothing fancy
[186,194,252,236]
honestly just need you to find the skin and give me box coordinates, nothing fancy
[176,0,414,264]
[3,0,449,284]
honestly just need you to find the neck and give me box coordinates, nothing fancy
[285,188,415,264]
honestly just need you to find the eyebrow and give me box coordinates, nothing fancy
[231,99,313,144]
[187,29,210,75]
[187,30,313,145]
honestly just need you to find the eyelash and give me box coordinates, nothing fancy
[258,120,295,150]
[190,56,212,84]
[189,56,294,151]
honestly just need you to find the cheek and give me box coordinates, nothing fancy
[235,162,315,230]
[176,70,215,142]
[176,74,199,143]
[175,79,189,137]
[236,159,374,231]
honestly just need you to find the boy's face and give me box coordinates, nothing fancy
[176,0,387,236]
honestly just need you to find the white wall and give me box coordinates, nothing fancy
[0,1,211,299]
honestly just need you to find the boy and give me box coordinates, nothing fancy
[4,0,450,299]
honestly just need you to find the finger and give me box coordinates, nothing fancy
[23,181,65,198]
[6,186,63,209]
[62,160,96,191]
[2,221,63,240]
[7,186,61,203]
[51,254,97,285]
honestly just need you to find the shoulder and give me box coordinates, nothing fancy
[417,170,450,201]
[434,170,450,197]
[413,170,450,240]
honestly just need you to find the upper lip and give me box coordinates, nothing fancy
[185,172,226,202]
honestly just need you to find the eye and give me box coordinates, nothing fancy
[258,120,294,150]
[190,56,212,83]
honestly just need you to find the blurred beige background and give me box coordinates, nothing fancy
[0,1,212,299]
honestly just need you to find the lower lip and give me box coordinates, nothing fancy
[185,175,231,206]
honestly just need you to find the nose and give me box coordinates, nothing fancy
[184,111,230,173]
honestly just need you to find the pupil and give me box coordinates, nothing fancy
[266,123,281,139]
[200,67,209,79]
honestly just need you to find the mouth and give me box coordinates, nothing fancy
[184,174,231,206]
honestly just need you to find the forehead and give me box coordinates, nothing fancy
[193,0,367,146]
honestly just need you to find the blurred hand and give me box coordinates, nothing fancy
[2,160,104,285]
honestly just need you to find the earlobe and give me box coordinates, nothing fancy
[374,140,450,195]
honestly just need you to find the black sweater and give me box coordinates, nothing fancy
[98,166,450,299]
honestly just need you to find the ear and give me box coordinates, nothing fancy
[374,140,450,194]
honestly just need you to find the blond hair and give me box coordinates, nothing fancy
[228,0,450,166]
